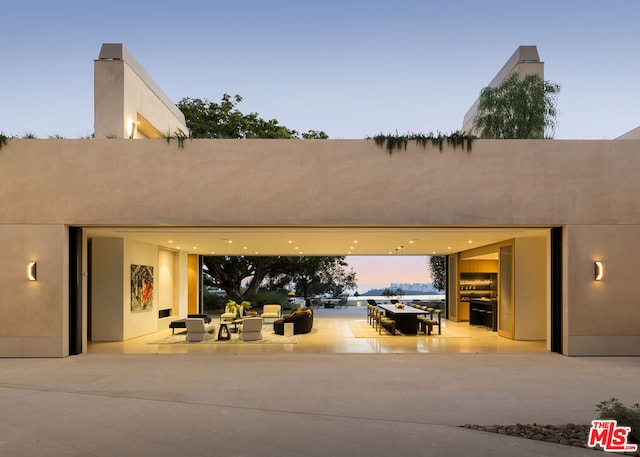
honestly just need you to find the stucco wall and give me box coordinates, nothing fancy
[94,45,187,139]
[1,139,639,227]
[0,224,68,357]
[564,225,640,355]
[94,60,125,139]
[1,138,639,355]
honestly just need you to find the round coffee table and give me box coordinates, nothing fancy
[229,318,244,333]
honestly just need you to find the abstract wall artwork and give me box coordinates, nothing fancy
[131,264,154,312]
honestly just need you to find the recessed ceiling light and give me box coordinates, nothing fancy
[168,240,173,244]
[228,240,233,244]
[468,240,473,244]
[192,246,197,250]
[288,240,293,244]
[353,240,358,244]
[243,246,248,250]
[447,246,452,250]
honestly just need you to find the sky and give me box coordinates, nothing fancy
[346,256,432,294]
[2,0,639,140]
[2,0,638,291]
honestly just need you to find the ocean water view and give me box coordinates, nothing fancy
[348,294,445,305]
[291,295,445,307]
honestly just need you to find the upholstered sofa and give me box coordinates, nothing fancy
[273,307,313,335]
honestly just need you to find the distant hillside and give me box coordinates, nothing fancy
[359,289,441,296]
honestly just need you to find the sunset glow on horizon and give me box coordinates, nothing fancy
[346,256,433,294]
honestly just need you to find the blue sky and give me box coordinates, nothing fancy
[2,0,639,139]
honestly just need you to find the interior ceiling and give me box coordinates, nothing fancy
[85,226,549,257]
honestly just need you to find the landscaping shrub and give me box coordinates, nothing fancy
[242,290,289,309]
[596,397,640,444]
[203,290,223,314]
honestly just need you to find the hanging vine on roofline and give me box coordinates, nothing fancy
[0,133,9,152]
[369,130,475,155]
[163,128,189,149]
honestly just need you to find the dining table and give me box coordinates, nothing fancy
[377,304,429,335]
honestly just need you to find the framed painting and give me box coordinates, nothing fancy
[131,264,154,312]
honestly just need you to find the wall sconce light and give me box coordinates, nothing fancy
[128,121,137,139]
[28,261,37,281]
[594,261,603,281]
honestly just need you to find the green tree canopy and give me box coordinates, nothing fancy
[473,73,560,139]
[203,255,356,301]
[263,256,356,299]
[428,256,446,292]
[177,94,328,139]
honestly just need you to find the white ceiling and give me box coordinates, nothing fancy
[85,226,549,257]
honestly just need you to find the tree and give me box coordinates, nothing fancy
[428,256,446,292]
[202,255,356,302]
[301,130,329,139]
[382,287,403,300]
[265,257,356,299]
[203,256,290,301]
[177,94,328,139]
[473,73,560,139]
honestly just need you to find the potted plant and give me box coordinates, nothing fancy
[225,300,252,317]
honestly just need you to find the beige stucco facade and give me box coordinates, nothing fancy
[617,125,640,140]
[94,44,187,139]
[1,138,639,357]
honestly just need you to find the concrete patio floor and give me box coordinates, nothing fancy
[1,350,638,456]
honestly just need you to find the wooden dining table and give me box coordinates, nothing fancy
[377,304,429,335]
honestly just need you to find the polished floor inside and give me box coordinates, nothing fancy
[87,306,547,355]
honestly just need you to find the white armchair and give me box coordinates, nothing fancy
[185,318,216,342]
[240,317,263,341]
[261,304,281,322]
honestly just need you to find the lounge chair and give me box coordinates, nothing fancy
[261,304,281,322]
[185,318,216,342]
[240,317,263,341]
